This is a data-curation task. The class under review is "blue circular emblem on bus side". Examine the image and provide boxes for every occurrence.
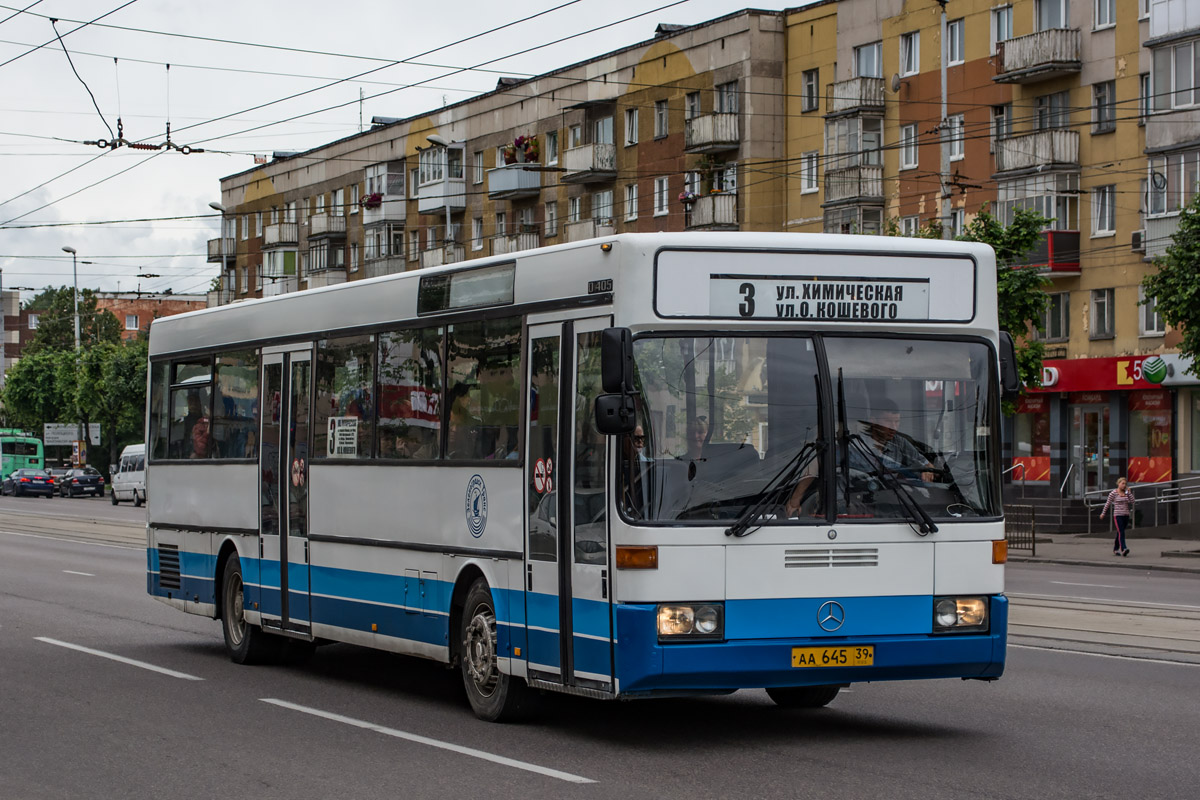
[465,474,488,538]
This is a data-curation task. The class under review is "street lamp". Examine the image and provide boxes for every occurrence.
[61,245,83,460]
[209,201,231,302]
[426,135,455,258]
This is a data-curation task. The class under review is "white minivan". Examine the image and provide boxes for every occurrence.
[111,444,146,506]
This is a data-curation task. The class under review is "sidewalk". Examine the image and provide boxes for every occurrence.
[1009,531,1200,574]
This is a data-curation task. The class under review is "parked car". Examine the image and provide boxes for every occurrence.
[111,444,146,506]
[3,468,55,498]
[47,466,71,492]
[60,466,106,498]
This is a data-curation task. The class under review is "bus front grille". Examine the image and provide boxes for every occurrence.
[158,544,181,589]
[784,548,878,568]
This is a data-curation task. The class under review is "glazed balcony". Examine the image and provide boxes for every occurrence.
[487,164,542,199]
[994,29,1081,84]
[262,222,298,247]
[825,77,885,116]
[995,130,1078,174]
[685,193,738,229]
[684,113,740,153]
[1012,230,1080,275]
[561,143,617,183]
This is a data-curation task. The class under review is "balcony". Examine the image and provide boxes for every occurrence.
[684,113,740,153]
[994,29,1081,84]
[417,178,466,216]
[308,213,346,239]
[362,197,406,226]
[490,231,542,256]
[262,277,298,297]
[821,165,883,205]
[363,256,408,278]
[1145,215,1181,260]
[420,245,466,268]
[561,143,617,183]
[487,164,542,199]
[825,77,885,117]
[1012,230,1080,275]
[564,219,615,242]
[685,193,738,229]
[207,237,234,263]
[263,222,298,247]
[995,130,1078,174]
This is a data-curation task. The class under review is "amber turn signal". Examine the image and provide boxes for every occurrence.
[992,539,1008,564]
[616,545,658,569]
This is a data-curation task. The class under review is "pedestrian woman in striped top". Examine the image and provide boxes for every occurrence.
[1099,476,1134,556]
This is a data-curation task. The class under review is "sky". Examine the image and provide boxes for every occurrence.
[0,0,798,302]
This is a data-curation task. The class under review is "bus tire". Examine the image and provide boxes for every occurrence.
[766,685,841,709]
[460,578,528,722]
[221,554,278,665]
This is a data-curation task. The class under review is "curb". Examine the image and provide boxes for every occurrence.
[1008,554,1200,575]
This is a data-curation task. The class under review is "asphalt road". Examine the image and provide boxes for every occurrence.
[2,527,1198,798]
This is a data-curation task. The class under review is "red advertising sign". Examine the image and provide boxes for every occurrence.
[1069,392,1107,405]
[1034,355,1172,393]
[1128,390,1170,411]
[1015,395,1048,414]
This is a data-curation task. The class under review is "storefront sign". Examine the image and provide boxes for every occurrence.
[1015,395,1048,414]
[1032,354,1199,393]
[1069,392,1107,405]
[1129,390,1170,411]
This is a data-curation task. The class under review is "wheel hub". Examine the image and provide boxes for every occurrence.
[225,574,246,647]
[463,609,498,696]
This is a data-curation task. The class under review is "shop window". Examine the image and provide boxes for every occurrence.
[1128,390,1172,483]
[1012,395,1051,482]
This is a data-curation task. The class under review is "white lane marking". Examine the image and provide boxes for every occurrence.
[35,637,203,681]
[261,698,595,784]
[1049,581,1122,589]
[1011,643,1200,667]
[62,570,95,577]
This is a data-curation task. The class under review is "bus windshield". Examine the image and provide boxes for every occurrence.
[622,335,999,526]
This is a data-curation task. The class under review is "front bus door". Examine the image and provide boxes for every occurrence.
[524,317,613,693]
[259,346,313,636]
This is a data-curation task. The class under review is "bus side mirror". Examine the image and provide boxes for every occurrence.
[999,331,1021,399]
[600,327,634,393]
[594,393,637,435]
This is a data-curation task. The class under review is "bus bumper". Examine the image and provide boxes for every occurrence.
[615,595,1007,695]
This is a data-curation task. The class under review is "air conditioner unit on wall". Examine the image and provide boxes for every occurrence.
[1132,230,1145,253]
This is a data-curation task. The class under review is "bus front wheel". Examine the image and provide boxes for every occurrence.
[460,578,528,722]
[766,685,841,709]
[221,554,277,665]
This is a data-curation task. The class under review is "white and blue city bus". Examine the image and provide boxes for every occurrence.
[146,232,1016,721]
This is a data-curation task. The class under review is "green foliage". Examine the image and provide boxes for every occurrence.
[0,349,72,432]
[883,217,943,239]
[1143,194,1200,376]
[23,286,122,355]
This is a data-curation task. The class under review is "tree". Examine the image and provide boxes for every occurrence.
[77,339,148,471]
[23,286,122,355]
[0,349,72,433]
[1142,194,1200,376]
[955,206,1052,392]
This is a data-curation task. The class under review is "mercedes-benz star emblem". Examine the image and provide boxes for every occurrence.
[817,601,846,632]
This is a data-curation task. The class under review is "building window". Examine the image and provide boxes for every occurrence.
[948,114,965,161]
[568,124,582,149]
[1037,0,1066,31]
[545,201,558,236]
[350,185,359,214]
[801,69,819,112]
[947,20,964,66]
[568,196,581,223]
[801,151,819,193]
[1147,150,1200,216]
[594,116,614,146]
[949,208,965,238]
[854,41,882,78]
[1139,73,1151,124]
[350,243,359,273]
[1140,287,1166,335]
[992,5,1013,54]
[1092,185,1115,235]
[1090,289,1115,339]
[900,32,919,76]
[333,188,345,215]
[27,313,39,329]
[654,177,669,216]
[900,215,920,237]
[685,91,700,120]
[991,104,1012,152]
[472,217,483,251]
[127,315,142,331]
[624,108,638,145]
[625,183,639,220]
[473,151,484,184]
[1093,81,1115,133]
[1140,0,1150,19]
[824,206,882,235]
[997,172,1079,229]
[592,190,614,225]
[715,81,738,114]
[546,130,559,165]
[1038,292,1070,341]
[1036,91,1070,130]
[409,168,419,199]
[238,268,248,294]
[408,230,419,261]
[900,124,918,170]
[495,211,506,237]
[654,100,669,138]
[825,115,883,168]
[1094,0,1115,28]
[1152,39,1200,111]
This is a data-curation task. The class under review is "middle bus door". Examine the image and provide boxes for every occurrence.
[259,346,313,636]
[524,318,613,692]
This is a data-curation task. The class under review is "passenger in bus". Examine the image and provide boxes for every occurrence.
[621,425,650,518]
[243,430,257,459]
[190,416,212,459]
[858,399,936,483]
[685,417,708,460]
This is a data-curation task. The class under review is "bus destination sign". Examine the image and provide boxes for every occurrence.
[709,275,930,321]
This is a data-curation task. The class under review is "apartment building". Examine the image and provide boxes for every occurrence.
[210,11,788,301]
[93,292,207,341]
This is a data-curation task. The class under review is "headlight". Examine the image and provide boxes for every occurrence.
[932,596,989,633]
[657,603,724,641]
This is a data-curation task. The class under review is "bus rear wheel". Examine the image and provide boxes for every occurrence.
[766,685,841,709]
[460,578,528,722]
[221,554,279,665]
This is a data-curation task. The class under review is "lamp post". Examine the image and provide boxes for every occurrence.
[426,135,454,260]
[61,245,83,461]
[209,201,230,302]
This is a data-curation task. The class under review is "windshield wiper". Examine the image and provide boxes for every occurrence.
[845,433,938,535]
[724,439,822,537]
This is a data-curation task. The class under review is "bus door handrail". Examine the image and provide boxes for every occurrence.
[1001,462,1026,499]
[1059,463,1074,528]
